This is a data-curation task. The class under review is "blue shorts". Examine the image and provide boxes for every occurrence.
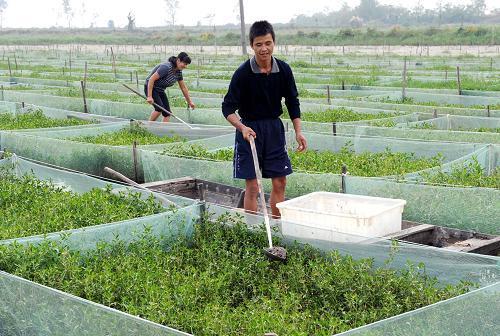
[144,85,171,117]
[233,118,293,179]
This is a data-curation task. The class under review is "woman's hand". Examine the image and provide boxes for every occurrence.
[146,96,154,105]
[188,100,196,109]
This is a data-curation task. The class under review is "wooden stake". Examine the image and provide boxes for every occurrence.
[332,122,337,136]
[456,66,462,95]
[135,71,139,89]
[110,47,117,79]
[13,54,18,70]
[7,57,12,77]
[402,57,407,100]
[84,61,88,86]
[327,85,331,104]
[1,85,4,101]
[487,105,490,117]
[80,80,88,113]
[341,165,347,193]
[133,141,139,182]
[69,49,72,77]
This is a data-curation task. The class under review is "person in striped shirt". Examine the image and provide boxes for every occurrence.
[145,52,196,122]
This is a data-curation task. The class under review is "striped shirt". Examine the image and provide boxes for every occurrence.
[145,61,183,90]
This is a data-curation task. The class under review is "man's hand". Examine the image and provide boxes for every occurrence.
[242,126,257,142]
[146,96,154,105]
[296,132,307,152]
[188,101,196,109]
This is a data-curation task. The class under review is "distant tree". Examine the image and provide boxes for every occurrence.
[89,12,99,28]
[127,11,135,31]
[107,19,115,29]
[0,0,7,29]
[356,0,379,22]
[62,0,74,28]
[164,0,179,26]
[466,0,486,22]
[411,0,425,25]
[349,16,363,28]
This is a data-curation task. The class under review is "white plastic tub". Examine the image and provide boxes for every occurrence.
[276,192,406,243]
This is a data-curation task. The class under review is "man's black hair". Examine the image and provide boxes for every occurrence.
[249,20,275,45]
[168,52,191,65]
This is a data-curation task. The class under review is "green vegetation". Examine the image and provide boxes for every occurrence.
[419,158,500,189]
[0,171,164,239]
[0,110,94,130]
[53,87,144,103]
[0,214,472,335]
[162,143,443,177]
[293,107,400,123]
[0,24,498,46]
[69,125,185,146]
[375,97,500,110]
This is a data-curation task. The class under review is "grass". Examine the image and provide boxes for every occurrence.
[292,107,400,123]
[68,125,185,146]
[0,213,473,335]
[418,157,499,189]
[162,143,444,177]
[0,110,95,130]
[0,171,164,240]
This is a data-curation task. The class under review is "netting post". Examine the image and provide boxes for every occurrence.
[487,145,493,176]
[487,105,490,117]
[1,85,4,101]
[327,85,331,104]
[7,57,12,77]
[197,58,200,88]
[69,49,72,78]
[80,80,88,113]
[135,71,139,89]
[130,71,133,82]
[402,56,407,101]
[84,61,88,86]
[133,141,139,182]
[445,69,448,81]
[341,164,347,193]
[341,80,345,90]
[332,122,337,136]
[456,66,462,95]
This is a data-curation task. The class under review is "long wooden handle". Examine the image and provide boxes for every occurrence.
[249,136,273,249]
[122,83,195,129]
[104,166,177,207]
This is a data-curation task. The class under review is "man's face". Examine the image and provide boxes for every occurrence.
[251,33,274,65]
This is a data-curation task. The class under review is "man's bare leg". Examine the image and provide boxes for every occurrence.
[244,178,259,214]
[270,176,286,218]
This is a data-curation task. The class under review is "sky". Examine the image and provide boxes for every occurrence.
[0,0,498,28]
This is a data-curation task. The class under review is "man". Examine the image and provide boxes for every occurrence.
[222,20,307,218]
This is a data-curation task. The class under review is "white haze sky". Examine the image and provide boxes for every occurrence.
[1,0,498,28]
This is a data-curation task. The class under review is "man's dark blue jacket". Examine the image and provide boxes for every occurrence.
[222,57,301,121]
